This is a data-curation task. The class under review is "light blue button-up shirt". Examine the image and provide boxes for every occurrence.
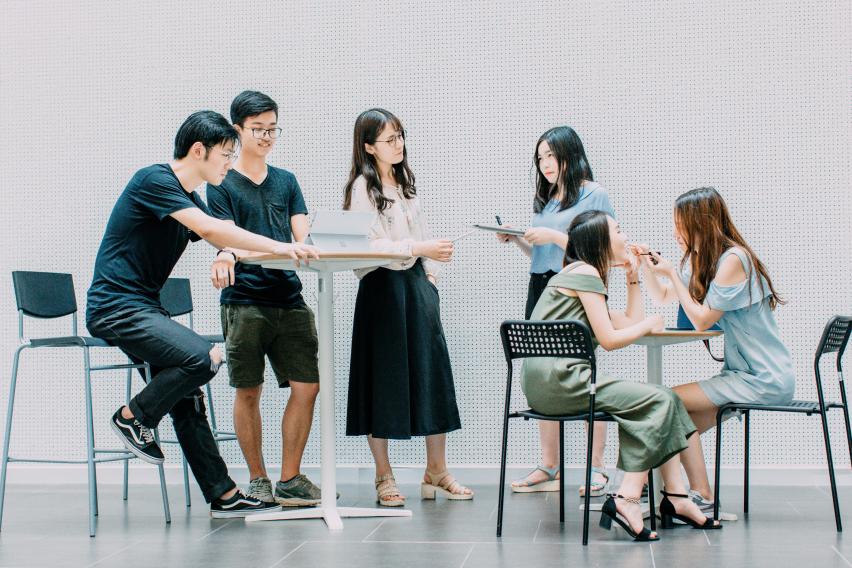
[529,182,616,274]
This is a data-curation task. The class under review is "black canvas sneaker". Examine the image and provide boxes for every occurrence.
[110,409,165,464]
[210,490,283,519]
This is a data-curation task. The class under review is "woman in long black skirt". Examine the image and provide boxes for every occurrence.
[343,108,473,506]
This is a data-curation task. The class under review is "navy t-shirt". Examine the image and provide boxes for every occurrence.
[207,166,308,308]
[86,164,208,322]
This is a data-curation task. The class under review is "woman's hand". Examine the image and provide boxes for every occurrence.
[624,257,640,282]
[523,227,565,246]
[416,239,454,262]
[495,224,518,244]
[646,314,665,332]
[647,251,675,278]
[628,243,657,268]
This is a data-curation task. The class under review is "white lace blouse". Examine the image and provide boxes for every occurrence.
[348,175,440,280]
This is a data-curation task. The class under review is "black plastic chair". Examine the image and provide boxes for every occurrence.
[158,278,237,507]
[713,315,852,531]
[496,320,655,545]
[0,271,171,536]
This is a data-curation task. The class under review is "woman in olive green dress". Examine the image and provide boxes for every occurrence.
[521,210,720,540]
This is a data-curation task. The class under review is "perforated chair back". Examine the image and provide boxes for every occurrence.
[159,278,193,317]
[11,271,77,319]
[815,316,852,368]
[500,320,596,366]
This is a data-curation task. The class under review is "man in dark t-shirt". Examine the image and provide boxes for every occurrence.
[207,91,322,506]
[86,110,318,519]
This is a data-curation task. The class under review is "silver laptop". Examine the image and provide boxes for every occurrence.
[307,210,375,252]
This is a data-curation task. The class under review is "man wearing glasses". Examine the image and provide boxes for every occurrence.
[207,91,324,508]
[87,110,319,518]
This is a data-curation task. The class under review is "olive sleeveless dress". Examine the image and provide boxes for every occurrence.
[521,270,696,472]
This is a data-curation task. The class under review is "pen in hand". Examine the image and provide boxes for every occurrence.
[637,251,661,265]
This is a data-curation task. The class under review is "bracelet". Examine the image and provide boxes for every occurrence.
[628,280,640,286]
[217,249,238,262]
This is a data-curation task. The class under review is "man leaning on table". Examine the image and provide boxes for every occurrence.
[86,110,318,519]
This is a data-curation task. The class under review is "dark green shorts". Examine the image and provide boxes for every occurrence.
[221,304,319,388]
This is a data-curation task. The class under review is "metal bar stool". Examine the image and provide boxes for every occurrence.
[0,271,171,536]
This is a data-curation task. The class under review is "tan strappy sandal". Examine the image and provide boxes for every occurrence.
[375,474,406,507]
[421,469,474,500]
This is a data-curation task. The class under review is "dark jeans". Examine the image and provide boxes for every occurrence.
[525,271,558,319]
[87,307,235,503]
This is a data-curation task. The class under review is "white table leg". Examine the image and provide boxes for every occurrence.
[246,270,411,529]
[646,345,664,510]
[317,270,341,529]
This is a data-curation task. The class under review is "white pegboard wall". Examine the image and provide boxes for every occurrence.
[0,0,850,477]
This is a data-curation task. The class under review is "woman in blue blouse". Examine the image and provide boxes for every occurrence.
[640,187,795,514]
[498,126,615,496]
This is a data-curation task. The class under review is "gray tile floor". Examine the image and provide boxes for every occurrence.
[1,481,851,568]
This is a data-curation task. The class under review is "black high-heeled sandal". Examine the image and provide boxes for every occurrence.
[599,494,659,541]
[659,490,723,530]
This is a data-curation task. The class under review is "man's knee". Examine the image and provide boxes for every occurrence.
[290,381,319,403]
[184,346,220,383]
[235,384,263,406]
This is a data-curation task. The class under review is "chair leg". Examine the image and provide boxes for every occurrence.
[743,410,750,515]
[713,408,724,521]
[647,470,656,531]
[839,380,852,468]
[122,369,131,501]
[0,346,25,531]
[582,412,595,546]
[496,410,511,537]
[83,348,97,537]
[151,429,172,524]
[818,408,843,531]
[182,454,191,508]
[558,421,565,523]
[205,382,219,439]
[144,365,170,524]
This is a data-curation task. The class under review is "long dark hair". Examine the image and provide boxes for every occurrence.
[343,108,416,212]
[562,210,612,288]
[533,126,593,214]
[675,187,783,309]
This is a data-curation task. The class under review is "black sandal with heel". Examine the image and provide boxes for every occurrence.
[599,494,659,541]
[659,490,723,530]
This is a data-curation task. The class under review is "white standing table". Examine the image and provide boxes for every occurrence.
[240,252,412,530]
[634,330,723,506]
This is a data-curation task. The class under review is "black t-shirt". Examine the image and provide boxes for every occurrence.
[207,166,308,308]
[86,164,208,322]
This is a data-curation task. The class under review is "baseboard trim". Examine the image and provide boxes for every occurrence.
[3,463,850,487]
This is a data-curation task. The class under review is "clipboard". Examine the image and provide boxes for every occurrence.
[473,224,526,236]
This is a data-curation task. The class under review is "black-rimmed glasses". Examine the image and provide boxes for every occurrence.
[249,127,283,139]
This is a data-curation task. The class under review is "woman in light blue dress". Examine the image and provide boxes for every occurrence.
[640,187,794,515]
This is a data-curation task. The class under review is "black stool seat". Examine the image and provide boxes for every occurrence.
[514,409,616,422]
[29,336,112,348]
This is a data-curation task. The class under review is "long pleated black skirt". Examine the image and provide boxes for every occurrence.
[346,260,461,439]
